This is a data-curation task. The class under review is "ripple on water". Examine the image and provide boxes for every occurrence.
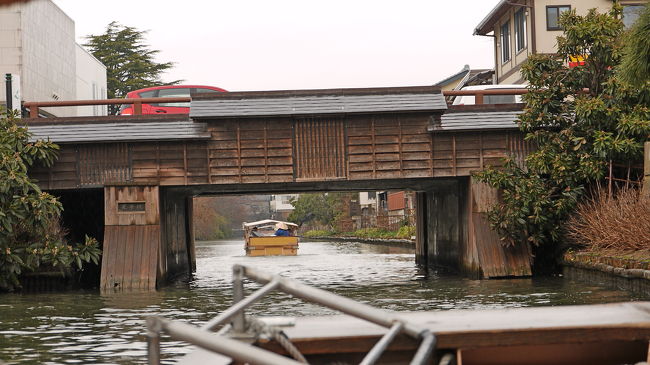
[1,239,648,364]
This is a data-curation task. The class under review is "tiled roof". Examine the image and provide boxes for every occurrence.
[190,87,447,118]
[27,120,210,143]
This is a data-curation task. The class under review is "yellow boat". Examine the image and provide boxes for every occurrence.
[242,219,299,256]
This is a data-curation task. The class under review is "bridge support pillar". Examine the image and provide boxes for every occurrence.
[464,177,532,278]
[424,180,466,273]
[422,178,532,278]
[159,189,195,283]
[100,185,161,290]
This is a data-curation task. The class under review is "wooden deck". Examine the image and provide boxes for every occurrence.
[179,301,650,365]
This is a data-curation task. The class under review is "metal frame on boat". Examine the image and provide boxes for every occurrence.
[147,264,436,365]
[243,220,299,256]
[146,265,650,365]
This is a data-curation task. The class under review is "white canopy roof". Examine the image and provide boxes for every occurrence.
[243,219,298,228]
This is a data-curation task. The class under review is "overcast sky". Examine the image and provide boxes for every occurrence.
[52,0,498,92]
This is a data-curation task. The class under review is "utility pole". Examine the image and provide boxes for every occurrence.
[5,74,12,111]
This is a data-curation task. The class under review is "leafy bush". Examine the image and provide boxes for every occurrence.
[476,6,650,252]
[303,230,335,238]
[396,225,416,239]
[566,186,650,253]
[0,109,101,291]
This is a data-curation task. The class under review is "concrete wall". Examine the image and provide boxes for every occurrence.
[75,43,107,116]
[0,6,22,102]
[18,0,76,116]
[0,0,107,116]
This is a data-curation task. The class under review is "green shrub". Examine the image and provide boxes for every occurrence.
[396,225,416,239]
[303,230,335,238]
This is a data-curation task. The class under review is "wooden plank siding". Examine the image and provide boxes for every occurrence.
[466,177,532,278]
[101,185,161,290]
[30,115,529,190]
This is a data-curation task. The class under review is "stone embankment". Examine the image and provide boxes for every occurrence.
[563,251,650,281]
[306,236,414,246]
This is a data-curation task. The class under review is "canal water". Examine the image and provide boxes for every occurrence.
[1,239,649,364]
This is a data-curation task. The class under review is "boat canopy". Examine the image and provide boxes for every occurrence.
[243,219,298,228]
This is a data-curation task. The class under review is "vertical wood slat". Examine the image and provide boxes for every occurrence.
[101,185,161,291]
[78,143,131,185]
[294,117,345,180]
[236,122,242,183]
[452,135,457,176]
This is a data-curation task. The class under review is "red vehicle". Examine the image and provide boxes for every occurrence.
[119,85,226,115]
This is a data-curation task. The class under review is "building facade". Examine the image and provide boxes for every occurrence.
[475,0,647,84]
[269,194,298,220]
[0,0,107,116]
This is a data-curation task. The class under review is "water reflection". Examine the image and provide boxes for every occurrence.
[0,239,648,364]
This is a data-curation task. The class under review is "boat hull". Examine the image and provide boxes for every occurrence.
[245,236,299,256]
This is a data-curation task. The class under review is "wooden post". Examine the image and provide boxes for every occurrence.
[643,142,650,198]
[415,192,427,266]
[467,177,532,278]
[100,185,161,291]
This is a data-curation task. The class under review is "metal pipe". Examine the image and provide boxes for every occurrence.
[359,321,404,365]
[146,317,162,365]
[237,265,428,338]
[155,317,304,365]
[232,265,246,332]
[409,331,437,365]
[201,279,280,331]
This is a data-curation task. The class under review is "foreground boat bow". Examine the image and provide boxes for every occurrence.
[148,265,650,365]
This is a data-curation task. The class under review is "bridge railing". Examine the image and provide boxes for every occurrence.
[442,88,528,105]
[22,97,191,118]
[20,89,531,118]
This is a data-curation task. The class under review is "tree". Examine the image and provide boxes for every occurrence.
[288,193,343,228]
[0,109,101,291]
[475,5,650,268]
[83,22,181,114]
[619,3,650,86]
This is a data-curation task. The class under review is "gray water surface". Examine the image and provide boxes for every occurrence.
[1,239,648,364]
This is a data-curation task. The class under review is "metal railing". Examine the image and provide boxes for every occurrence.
[23,97,191,118]
[146,264,437,365]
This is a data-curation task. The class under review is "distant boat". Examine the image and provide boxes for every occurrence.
[242,219,299,256]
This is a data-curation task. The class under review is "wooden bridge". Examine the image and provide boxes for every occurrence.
[24,86,533,290]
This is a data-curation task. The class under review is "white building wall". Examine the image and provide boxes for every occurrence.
[0,6,22,104]
[270,194,298,212]
[358,192,377,208]
[75,43,107,116]
[0,0,107,117]
[19,0,76,116]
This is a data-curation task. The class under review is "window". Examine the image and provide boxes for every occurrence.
[623,5,645,28]
[153,88,190,107]
[547,5,570,30]
[514,8,527,52]
[501,21,511,63]
[484,95,516,104]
